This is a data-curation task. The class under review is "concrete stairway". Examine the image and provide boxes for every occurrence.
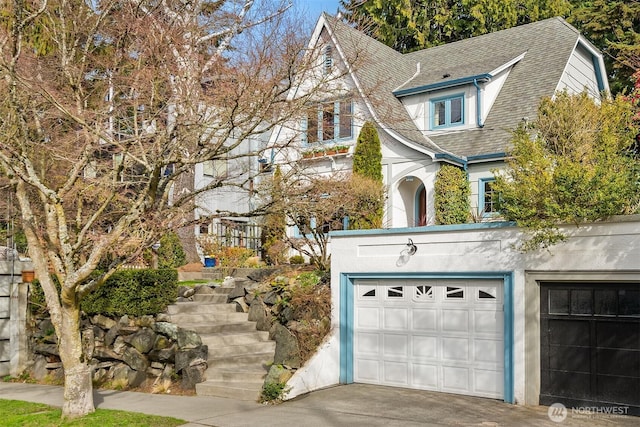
[164,284,275,401]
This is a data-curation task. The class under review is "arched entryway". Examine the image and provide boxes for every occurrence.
[396,176,426,227]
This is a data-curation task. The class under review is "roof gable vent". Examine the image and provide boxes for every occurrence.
[323,45,333,75]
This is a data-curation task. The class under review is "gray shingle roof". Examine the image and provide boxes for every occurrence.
[323,15,586,161]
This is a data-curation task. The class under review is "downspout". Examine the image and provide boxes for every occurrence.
[473,79,484,128]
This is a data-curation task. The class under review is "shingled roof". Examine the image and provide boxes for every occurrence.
[321,15,595,161]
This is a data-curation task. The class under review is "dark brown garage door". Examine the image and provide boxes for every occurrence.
[540,282,640,416]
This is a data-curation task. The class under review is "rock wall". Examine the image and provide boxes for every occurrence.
[227,274,331,394]
[28,313,208,391]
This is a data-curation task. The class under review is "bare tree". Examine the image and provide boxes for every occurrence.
[269,171,385,270]
[0,0,332,418]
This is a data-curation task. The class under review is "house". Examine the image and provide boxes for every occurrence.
[291,216,640,415]
[193,130,271,259]
[267,15,640,415]
[268,14,608,228]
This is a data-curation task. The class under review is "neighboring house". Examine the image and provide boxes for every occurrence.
[193,129,271,259]
[268,14,608,228]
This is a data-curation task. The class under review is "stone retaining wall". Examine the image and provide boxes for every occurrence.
[28,313,208,390]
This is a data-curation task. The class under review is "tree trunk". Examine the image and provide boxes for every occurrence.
[59,303,94,419]
[174,167,200,263]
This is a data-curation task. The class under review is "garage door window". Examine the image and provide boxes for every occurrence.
[359,285,376,298]
[414,285,434,301]
[595,289,617,315]
[619,289,640,316]
[446,286,464,299]
[478,286,498,300]
[387,286,404,298]
[550,287,640,317]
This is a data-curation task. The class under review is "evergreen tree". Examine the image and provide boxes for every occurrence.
[261,166,287,265]
[339,0,571,52]
[351,121,384,229]
[568,0,640,95]
[434,164,471,225]
[353,121,382,181]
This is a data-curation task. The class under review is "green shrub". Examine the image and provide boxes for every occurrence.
[157,232,187,268]
[143,232,186,268]
[297,271,320,288]
[28,277,60,316]
[289,255,305,265]
[260,381,289,402]
[81,269,178,316]
[351,121,384,229]
[434,164,471,224]
[217,247,255,267]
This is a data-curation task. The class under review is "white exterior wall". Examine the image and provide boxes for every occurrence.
[482,67,511,120]
[285,216,640,405]
[383,134,438,227]
[194,135,258,217]
[557,43,601,98]
[467,161,504,215]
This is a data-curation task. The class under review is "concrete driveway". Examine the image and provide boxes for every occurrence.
[255,384,638,427]
[1,381,636,426]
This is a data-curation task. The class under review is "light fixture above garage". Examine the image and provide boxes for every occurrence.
[406,238,417,256]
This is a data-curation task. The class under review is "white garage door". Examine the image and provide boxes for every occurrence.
[354,279,504,399]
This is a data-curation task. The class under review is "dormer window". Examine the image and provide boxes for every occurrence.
[322,45,333,75]
[431,94,464,129]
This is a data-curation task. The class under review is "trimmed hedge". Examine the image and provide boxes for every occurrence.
[81,269,178,316]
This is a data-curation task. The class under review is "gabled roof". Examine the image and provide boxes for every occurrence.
[321,14,446,156]
[319,15,605,161]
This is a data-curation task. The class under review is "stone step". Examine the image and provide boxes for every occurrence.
[166,312,248,324]
[192,294,229,303]
[167,302,236,314]
[208,341,276,358]
[195,380,263,401]
[176,322,259,334]
[200,331,269,347]
[212,286,236,295]
[204,366,268,383]
[207,352,274,368]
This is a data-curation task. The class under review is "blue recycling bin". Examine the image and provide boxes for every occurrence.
[204,257,216,267]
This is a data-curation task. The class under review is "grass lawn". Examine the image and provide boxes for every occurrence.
[0,399,185,427]
[177,279,216,287]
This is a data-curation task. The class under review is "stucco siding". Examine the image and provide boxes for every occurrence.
[284,216,640,405]
[467,161,504,215]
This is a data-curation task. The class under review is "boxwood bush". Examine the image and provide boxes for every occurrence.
[29,269,178,318]
[81,269,178,316]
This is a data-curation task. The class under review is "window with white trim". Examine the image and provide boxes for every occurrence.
[431,94,464,129]
[479,178,498,215]
[305,99,352,144]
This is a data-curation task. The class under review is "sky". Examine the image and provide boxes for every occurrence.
[294,0,342,23]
